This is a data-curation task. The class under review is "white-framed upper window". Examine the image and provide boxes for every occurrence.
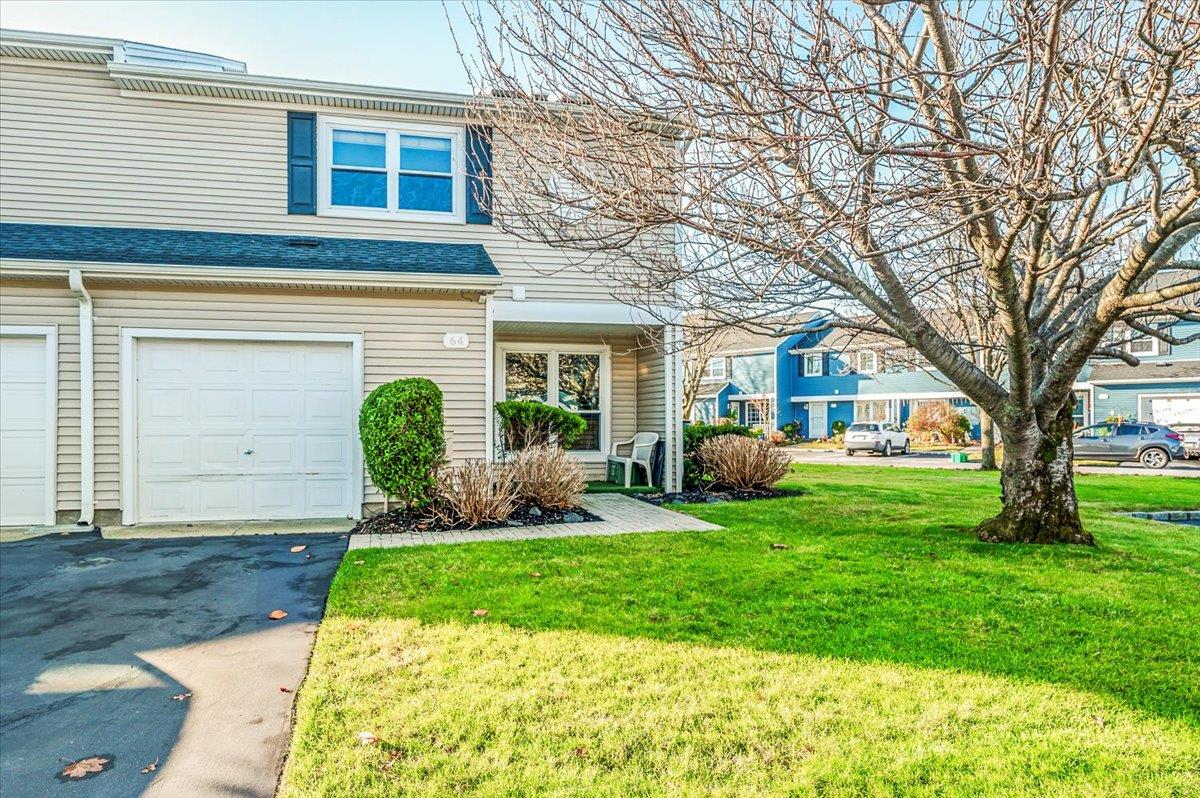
[856,350,878,374]
[318,116,466,222]
[1127,335,1159,356]
[498,344,610,456]
[702,356,726,380]
[803,352,823,377]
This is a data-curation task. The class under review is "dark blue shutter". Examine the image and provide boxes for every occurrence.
[287,112,317,215]
[465,125,493,224]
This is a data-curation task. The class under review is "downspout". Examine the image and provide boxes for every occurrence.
[68,269,95,525]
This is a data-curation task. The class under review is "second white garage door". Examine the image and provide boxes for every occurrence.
[134,338,358,523]
[1145,395,1200,428]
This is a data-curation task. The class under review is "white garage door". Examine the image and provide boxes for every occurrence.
[0,334,53,526]
[1146,395,1200,428]
[135,338,357,523]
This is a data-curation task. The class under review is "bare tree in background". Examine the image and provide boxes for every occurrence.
[456,0,1200,544]
[681,327,731,420]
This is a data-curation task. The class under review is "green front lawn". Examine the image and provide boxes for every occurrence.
[281,466,1200,797]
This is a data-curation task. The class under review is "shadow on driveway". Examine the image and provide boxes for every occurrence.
[0,529,347,797]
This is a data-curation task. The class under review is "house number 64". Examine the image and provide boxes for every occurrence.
[443,332,470,349]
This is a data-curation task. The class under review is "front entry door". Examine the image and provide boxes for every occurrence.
[808,401,828,439]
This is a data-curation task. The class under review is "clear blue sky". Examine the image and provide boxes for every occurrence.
[0,0,479,92]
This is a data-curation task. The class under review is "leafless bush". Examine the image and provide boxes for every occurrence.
[696,435,790,492]
[507,445,586,509]
[433,461,518,528]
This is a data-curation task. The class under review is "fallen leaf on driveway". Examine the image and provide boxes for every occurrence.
[356,731,379,746]
[171,692,192,701]
[267,609,288,621]
[141,758,158,774]
[62,757,109,779]
[771,543,790,550]
[290,545,307,553]
[279,686,293,693]
[471,608,489,617]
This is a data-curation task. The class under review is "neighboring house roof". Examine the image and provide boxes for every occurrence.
[790,326,896,353]
[1087,360,1200,384]
[689,312,821,354]
[694,381,734,399]
[0,223,501,278]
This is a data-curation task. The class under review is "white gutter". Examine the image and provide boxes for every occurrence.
[68,269,95,525]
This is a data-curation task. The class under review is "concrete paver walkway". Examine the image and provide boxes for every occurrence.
[349,493,721,549]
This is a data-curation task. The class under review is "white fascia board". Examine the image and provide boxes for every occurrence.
[790,390,966,403]
[1088,376,1200,385]
[728,393,772,401]
[0,259,501,292]
[491,299,680,326]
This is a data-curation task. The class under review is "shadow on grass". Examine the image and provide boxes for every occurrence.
[330,469,1200,728]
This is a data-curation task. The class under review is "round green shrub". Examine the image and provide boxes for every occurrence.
[495,400,587,450]
[359,377,445,508]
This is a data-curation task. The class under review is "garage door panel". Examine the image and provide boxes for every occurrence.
[305,390,353,424]
[1,335,51,526]
[1147,396,1200,427]
[134,338,356,523]
[251,388,301,425]
[0,386,48,426]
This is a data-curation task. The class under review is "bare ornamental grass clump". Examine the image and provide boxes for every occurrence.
[697,435,790,493]
[507,445,587,510]
[433,461,518,529]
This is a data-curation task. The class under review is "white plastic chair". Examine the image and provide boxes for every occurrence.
[607,432,659,488]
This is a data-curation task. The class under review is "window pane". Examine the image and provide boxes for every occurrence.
[332,129,386,168]
[569,412,602,451]
[558,354,600,411]
[331,169,386,208]
[505,352,548,402]
[399,135,452,173]
[398,175,453,212]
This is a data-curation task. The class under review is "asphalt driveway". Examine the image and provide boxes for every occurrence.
[0,530,347,797]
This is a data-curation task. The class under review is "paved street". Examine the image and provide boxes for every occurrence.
[0,530,346,797]
[786,447,1200,477]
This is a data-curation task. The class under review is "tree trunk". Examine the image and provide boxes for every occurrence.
[975,398,1093,545]
[978,409,998,471]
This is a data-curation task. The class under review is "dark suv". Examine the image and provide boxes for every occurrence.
[1073,422,1186,469]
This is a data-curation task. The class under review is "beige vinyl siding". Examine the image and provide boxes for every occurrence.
[0,58,639,304]
[0,279,81,513]
[83,283,486,512]
[637,332,667,440]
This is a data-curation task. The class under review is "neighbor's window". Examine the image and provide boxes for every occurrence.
[745,400,771,427]
[702,357,726,380]
[855,399,888,422]
[503,349,604,452]
[803,353,823,377]
[1127,335,1158,356]
[856,350,878,373]
[321,117,464,220]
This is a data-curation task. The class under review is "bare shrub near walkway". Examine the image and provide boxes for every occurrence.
[697,436,790,492]
[434,461,518,528]
[508,445,586,509]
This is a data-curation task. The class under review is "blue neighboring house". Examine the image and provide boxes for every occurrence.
[690,317,1200,437]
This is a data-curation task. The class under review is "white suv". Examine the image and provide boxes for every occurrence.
[845,422,910,457]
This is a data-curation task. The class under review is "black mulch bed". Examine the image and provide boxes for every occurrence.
[637,486,808,506]
[350,502,603,535]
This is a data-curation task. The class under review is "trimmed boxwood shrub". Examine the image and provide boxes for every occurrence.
[495,400,587,451]
[682,421,756,489]
[360,377,445,509]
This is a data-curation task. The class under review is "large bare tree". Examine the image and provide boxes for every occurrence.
[456,0,1200,544]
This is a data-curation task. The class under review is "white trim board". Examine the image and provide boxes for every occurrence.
[790,390,965,403]
[0,325,58,526]
[118,327,365,526]
[492,299,680,326]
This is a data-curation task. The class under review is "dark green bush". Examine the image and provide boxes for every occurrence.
[359,377,445,509]
[682,421,756,489]
[495,400,587,451]
[781,421,804,441]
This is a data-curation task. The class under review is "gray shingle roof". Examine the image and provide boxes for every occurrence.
[0,223,500,278]
[1087,360,1200,383]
